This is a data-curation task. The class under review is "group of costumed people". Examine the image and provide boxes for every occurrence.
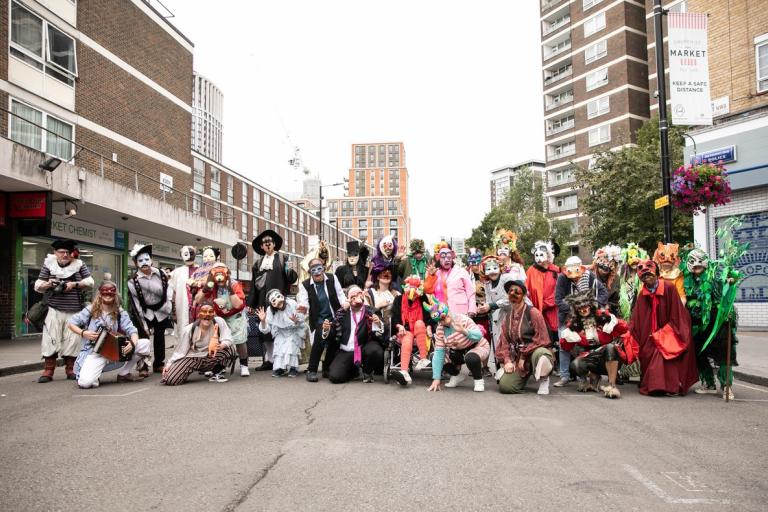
[32,223,745,400]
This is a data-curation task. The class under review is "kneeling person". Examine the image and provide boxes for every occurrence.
[496,280,555,395]
[69,281,150,388]
[162,302,237,385]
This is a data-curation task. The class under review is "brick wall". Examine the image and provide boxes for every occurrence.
[77,0,193,104]
[76,45,191,166]
[706,187,768,328]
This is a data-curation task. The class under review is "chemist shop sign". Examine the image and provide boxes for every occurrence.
[51,215,116,247]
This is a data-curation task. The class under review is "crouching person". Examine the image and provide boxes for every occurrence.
[496,280,555,395]
[69,281,150,388]
[162,301,237,385]
[560,289,629,398]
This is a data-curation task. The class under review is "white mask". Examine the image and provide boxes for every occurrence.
[348,255,359,265]
[137,253,152,268]
[534,249,548,265]
[268,290,285,308]
[202,249,217,264]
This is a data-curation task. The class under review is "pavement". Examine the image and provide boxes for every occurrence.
[3,330,766,385]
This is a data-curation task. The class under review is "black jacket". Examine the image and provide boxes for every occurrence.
[302,274,342,329]
[246,252,297,309]
[331,306,383,349]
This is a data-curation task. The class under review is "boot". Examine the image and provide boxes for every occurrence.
[38,356,57,383]
[64,357,77,380]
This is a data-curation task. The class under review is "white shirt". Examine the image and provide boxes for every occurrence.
[260,253,276,271]
[340,308,383,352]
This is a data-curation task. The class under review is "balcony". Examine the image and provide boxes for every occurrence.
[550,198,579,213]
[548,145,576,161]
[545,41,571,61]
[546,119,575,136]
[541,0,566,12]
[543,15,571,36]
[543,66,572,86]
[548,171,576,188]
[545,93,574,111]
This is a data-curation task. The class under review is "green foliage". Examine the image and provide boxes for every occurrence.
[467,167,572,266]
[572,116,693,249]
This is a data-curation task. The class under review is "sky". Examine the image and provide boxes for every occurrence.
[161,0,545,247]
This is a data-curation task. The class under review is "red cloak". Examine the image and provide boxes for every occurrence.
[628,279,697,395]
[526,264,560,332]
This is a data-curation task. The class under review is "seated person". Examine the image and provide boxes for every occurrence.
[69,281,150,388]
[560,289,629,398]
[426,295,490,392]
[496,280,554,395]
[389,275,434,386]
[326,286,385,384]
[162,301,237,385]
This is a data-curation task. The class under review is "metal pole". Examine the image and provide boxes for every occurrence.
[654,0,673,243]
[725,318,732,403]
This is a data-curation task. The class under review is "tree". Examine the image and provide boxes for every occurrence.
[467,167,572,266]
[572,117,693,250]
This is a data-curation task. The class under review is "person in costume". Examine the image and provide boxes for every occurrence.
[389,275,434,385]
[256,289,307,378]
[683,246,740,400]
[195,263,249,377]
[653,242,686,305]
[426,295,490,392]
[627,260,697,396]
[618,243,648,320]
[592,244,622,315]
[424,242,476,317]
[300,239,333,283]
[493,228,526,279]
[162,301,237,385]
[170,246,198,340]
[34,239,94,382]
[127,243,173,374]
[496,280,555,395]
[298,257,347,382]
[367,235,400,290]
[526,240,561,344]
[477,255,514,373]
[365,263,399,340]
[246,230,298,371]
[335,240,369,290]
[553,256,608,387]
[325,286,385,383]
[559,289,630,398]
[466,248,483,284]
[398,239,429,281]
[69,281,150,388]
[188,246,221,321]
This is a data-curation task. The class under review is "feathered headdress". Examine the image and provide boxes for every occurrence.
[493,228,517,254]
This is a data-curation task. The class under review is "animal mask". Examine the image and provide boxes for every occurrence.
[653,242,680,269]
[422,294,449,322]
[467,248,483,266]
[403,275,424,301]
[637,259,658,278]
[686,248,709,273]
[480,256,501,280]
[621,243,648,267]
[532,240,554,265]
[206,266,230,290]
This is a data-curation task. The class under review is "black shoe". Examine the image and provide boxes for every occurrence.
[321,370,329,379]
[306,372,319,382]
[37,375,52,383]
[390,371,406,386]
[254,361,273,371]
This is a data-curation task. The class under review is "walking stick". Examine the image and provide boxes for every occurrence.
[725,318,732,403]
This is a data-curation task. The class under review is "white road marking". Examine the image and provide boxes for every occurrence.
[732,399,768,402]
[73,388,148,398]
[623,464,730,505]
[734,382,768,393]
[662,472,706,492]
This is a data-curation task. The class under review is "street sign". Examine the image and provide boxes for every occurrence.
[655,195,670,210]
[690,145,736,165]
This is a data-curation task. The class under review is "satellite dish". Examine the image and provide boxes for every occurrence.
[231,243,247,260]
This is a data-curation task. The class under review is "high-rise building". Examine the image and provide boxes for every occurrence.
[192,72,223,162]
[327,142,411,248]
[539,0,651,258]
[490,160,546,208]
[647,0,767,328]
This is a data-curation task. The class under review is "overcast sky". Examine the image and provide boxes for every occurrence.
[162,0,545,247]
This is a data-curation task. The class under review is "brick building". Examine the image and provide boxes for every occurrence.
[0,0,350,338]
[327,142,412,249]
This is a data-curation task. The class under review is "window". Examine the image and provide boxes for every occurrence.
[584,40,607,64]
[210,167,221,199]
[588,125,611,146]
[359,219,368,229]
[193,158,205,193]
[242,185,248,210]
[241,213,248,240]
[341,219,352,230]
[757,34,768,93]
[587,96,610,118]
[274,201,280,225]
[252,190,261,216]
[227,207,235,229]
[10,99,73,160]
[547,114,574,134]
[388,199,399,215]
[584,12,606,37]
[226,176,234,204]
[192,194,201,215]
[359,229,368,240]
[357,200,368,215]
[389,219,398,228]
[549,141,575,159]
[585,68,608,91]
[373,218,383,228]
[545,89,574,110]
[583,0,603,10]
[10,2,78,86]
[263,197,271,220]
[669,1,687,13]
[544,64,572,85]
[547,38,571,59]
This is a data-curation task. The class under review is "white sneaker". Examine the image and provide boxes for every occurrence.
[537,376,550,395]
[414,358,431,371]
[209,371,228,383]
[473,379,485,392]
[445,374,466,388]
[694,383,717,394]
[402,371,412,385]
[240,365,250,377]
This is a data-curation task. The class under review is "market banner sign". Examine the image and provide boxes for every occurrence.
[668,12,712,126]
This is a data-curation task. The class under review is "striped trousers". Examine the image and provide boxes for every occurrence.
[163,345,236,386]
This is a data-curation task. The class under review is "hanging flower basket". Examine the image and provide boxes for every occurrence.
[670,162,732,215]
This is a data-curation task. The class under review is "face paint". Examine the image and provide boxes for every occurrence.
[136,253,152,268]
[202,249,217,264]
[347,255,359,266]
[438,249,453,270]
[507,285,524,304]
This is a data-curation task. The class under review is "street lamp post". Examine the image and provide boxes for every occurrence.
[653,0,673,243]
[318,180,348,244]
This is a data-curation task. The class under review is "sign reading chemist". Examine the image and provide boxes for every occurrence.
[51,214,116,247]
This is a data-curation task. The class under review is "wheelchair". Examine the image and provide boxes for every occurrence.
[382,319,434,384]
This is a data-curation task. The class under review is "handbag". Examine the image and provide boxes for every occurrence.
[25,292,52,331]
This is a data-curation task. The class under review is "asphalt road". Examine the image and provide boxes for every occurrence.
[1,369,767,512]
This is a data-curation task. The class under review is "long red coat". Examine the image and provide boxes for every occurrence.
[526,264,560,332]
[629,279,697,395]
